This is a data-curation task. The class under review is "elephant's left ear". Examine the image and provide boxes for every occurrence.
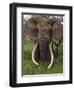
[51,21,63,44]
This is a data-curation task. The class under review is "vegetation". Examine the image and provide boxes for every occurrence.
[22,37,63,75]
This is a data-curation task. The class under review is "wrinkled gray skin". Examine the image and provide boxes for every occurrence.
[23,16,63,62]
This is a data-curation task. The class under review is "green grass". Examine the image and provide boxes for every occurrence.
[22,37,63,75]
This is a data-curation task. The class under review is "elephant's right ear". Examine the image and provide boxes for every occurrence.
[23,17,38,40]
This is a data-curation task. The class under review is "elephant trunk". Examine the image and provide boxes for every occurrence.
[38,39,50,62]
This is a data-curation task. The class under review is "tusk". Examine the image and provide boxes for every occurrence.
[48,42,54,69]
[32,43,39,65]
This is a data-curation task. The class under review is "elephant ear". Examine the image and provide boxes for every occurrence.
[23,16,38,40]
[49,18,63,44]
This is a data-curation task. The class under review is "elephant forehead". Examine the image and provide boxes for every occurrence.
[37,17,49,23]
[37,22,48,26]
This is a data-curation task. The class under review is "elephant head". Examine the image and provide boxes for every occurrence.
[23,16,63,69]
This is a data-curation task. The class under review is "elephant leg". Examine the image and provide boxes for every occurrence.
[48,42,54,69]
[52,42,59,57]
[54,44,59,57]
[32,43,39,65]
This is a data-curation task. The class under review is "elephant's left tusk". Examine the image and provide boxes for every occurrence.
[48,42,54,69]
[32,43,39,65]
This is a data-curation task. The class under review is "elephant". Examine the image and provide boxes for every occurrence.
[23,16,63,69]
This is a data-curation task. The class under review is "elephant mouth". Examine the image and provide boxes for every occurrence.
[32,41,54,69]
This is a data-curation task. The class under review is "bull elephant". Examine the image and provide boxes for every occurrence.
[23,16,63,69]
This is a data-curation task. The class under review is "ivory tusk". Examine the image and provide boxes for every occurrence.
[48,42,54,69]
[32,43,39,65]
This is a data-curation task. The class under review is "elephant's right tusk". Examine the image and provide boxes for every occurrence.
[32,43,39,65]
[48,42,54,69]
